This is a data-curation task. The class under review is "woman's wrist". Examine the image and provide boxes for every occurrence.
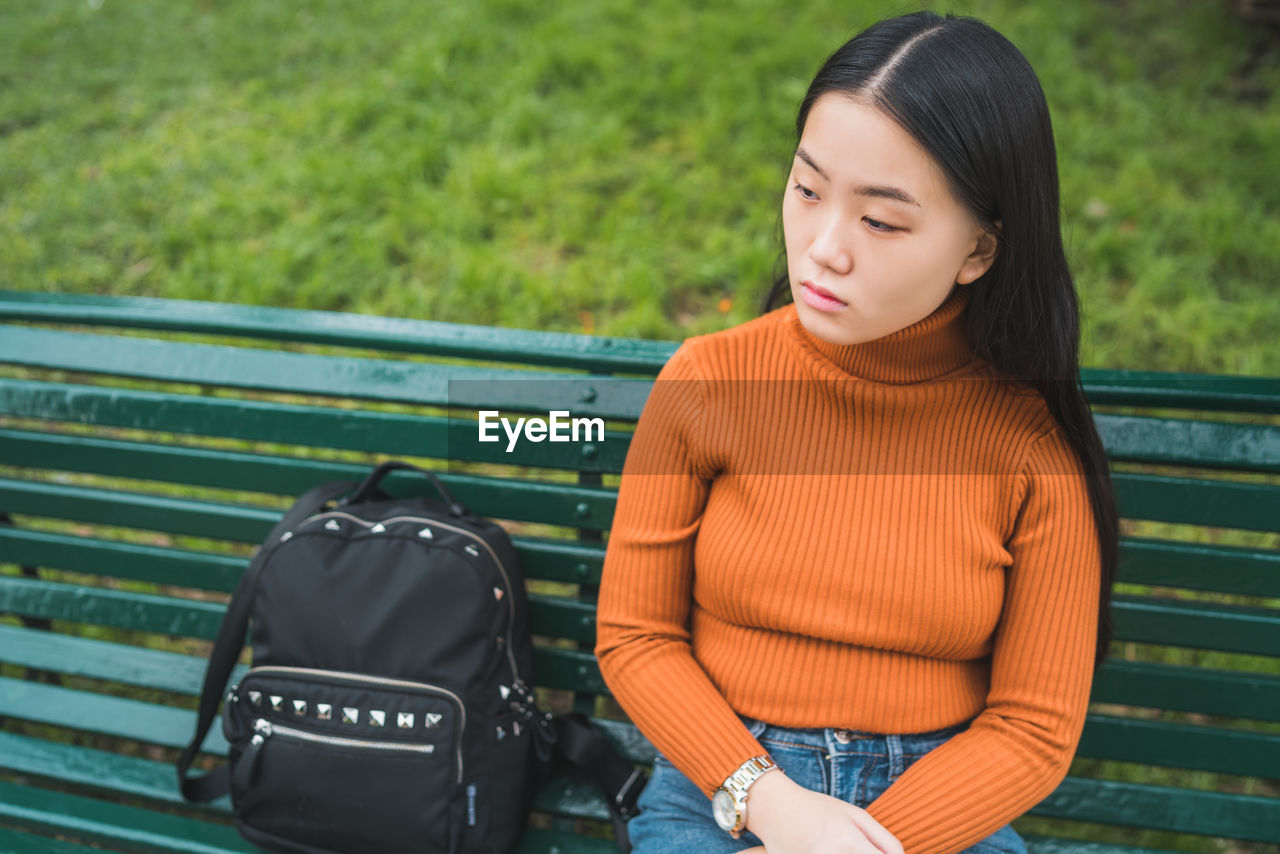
[743,765,797,838]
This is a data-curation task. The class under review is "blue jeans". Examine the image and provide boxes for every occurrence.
[627,712,1029,854]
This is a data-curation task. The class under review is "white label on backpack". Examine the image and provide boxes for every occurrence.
[466,784,477,826]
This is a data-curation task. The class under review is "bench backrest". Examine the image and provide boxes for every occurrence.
[1,290,1277,848]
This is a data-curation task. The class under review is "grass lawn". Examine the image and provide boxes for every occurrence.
[1,0,1277,373]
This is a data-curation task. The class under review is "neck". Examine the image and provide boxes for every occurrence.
[783,285,976,383]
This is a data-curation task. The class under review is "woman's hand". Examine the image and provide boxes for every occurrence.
[742,769,903,854]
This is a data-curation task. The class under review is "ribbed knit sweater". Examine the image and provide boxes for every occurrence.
[594,284,1102,854]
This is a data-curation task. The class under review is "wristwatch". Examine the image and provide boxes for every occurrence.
[711,754,781,838]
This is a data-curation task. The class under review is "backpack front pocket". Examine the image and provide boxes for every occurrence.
[225,666,465,854]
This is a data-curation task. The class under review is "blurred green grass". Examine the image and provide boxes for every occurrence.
[1,0,1277,372]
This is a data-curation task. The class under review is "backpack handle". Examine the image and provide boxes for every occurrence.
[347,460,469,517]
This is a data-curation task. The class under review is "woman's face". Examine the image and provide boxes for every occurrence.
[782,92,999,346]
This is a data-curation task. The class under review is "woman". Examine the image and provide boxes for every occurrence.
[595,9,1118,854]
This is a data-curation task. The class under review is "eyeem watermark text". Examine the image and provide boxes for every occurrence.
[477,410,605,452]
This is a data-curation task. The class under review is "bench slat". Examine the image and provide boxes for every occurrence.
[1089,659,1280,722]
[0,526,244,592]
[0,825,125,854]
[0,676,228,755]
[0,289,675,374]
[0,433,618,511]
[1120,536,1280,598]
[5,524,1276,613]
[0,525,607,594]
[7,288,1280,413]
[0,325,654,417]
[7,377,1280,484]
[1077,713,1280,778]
[0,622,607,698]
[1111,592,1280,656]
[0,624,232,695]
[7,377,1279,475]
[3,572,1278,658]
[1030,774,1280,843]
[0,728,631,843]
[0,379,631,473]
[0,778,254,853]
[0,575,601,649]
[1077,367,1280,414]
[0,729,232,813]
[1113,473,1280,533]
[0,470,619,536]
[1096,413,1280,472]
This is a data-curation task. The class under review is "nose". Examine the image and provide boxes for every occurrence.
[807,213,852,276]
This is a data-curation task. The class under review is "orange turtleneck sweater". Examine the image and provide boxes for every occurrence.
[594,285,1102,854]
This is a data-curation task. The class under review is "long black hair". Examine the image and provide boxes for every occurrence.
[761,10,1117,673]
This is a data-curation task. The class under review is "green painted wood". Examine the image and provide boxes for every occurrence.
[0,326,653,417]
[0,730,231,814]
[0,624,237,695]
[0,675,229,755]
[0,477,279,543]
[2,572,1277,657]
[0,621,603,699]
[9,379,1280,478]
[1093,413,1280,472]
[0,471,618,537]
[533,647,608,695]
[1027,774,1280,843]
[0,825,127,854]
[1075,713,1280,778]
[0,779,254,853]
[7,291,1280,414]
[1077,367,1280,414]
[0,574,593,645]
[0,525,605,594]
[0,575,228,640]
[0,289,677,374]
[0,526,245,593]
[9,508,1277,605]
[1118,536,1280,598]
[0,430,627,518]
[1110,593,1280,655]
[1112,473,1280,533]
[1090,659,1280,723]
[0,380,632,473]
[1019,836,1184,854]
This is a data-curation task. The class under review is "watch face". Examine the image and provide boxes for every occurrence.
[712,788,738,831]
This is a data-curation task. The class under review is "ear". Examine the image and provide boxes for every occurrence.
[956,219,1002,285]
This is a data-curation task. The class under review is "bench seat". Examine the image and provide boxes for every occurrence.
[1,289,1277,853]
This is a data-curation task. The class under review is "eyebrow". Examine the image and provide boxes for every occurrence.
[795,147,922,208]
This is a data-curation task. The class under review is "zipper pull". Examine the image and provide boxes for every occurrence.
[233,719,272,795]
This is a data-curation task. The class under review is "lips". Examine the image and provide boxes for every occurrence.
[802,281,846,304]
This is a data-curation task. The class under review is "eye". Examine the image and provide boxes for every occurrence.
[864,217,899,233]
[792,182,819,201]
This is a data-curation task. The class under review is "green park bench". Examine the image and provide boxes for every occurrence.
[0,289,1276,853]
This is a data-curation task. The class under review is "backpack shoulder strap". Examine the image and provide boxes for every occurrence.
[551,713,648,853]
[176,479,359,802]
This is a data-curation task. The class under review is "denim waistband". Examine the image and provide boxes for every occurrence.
[735,712,974,780]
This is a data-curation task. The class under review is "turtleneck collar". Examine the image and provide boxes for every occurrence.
[781,285,977,384]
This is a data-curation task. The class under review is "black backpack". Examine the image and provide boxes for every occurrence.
[177,461,644,854]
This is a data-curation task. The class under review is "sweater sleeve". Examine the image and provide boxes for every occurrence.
[863,425,1103,854]
[594,339,770,800]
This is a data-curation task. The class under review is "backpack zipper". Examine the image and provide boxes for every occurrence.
[244,665,465,783]
[252,718,436,754]
[294,510,523,691]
